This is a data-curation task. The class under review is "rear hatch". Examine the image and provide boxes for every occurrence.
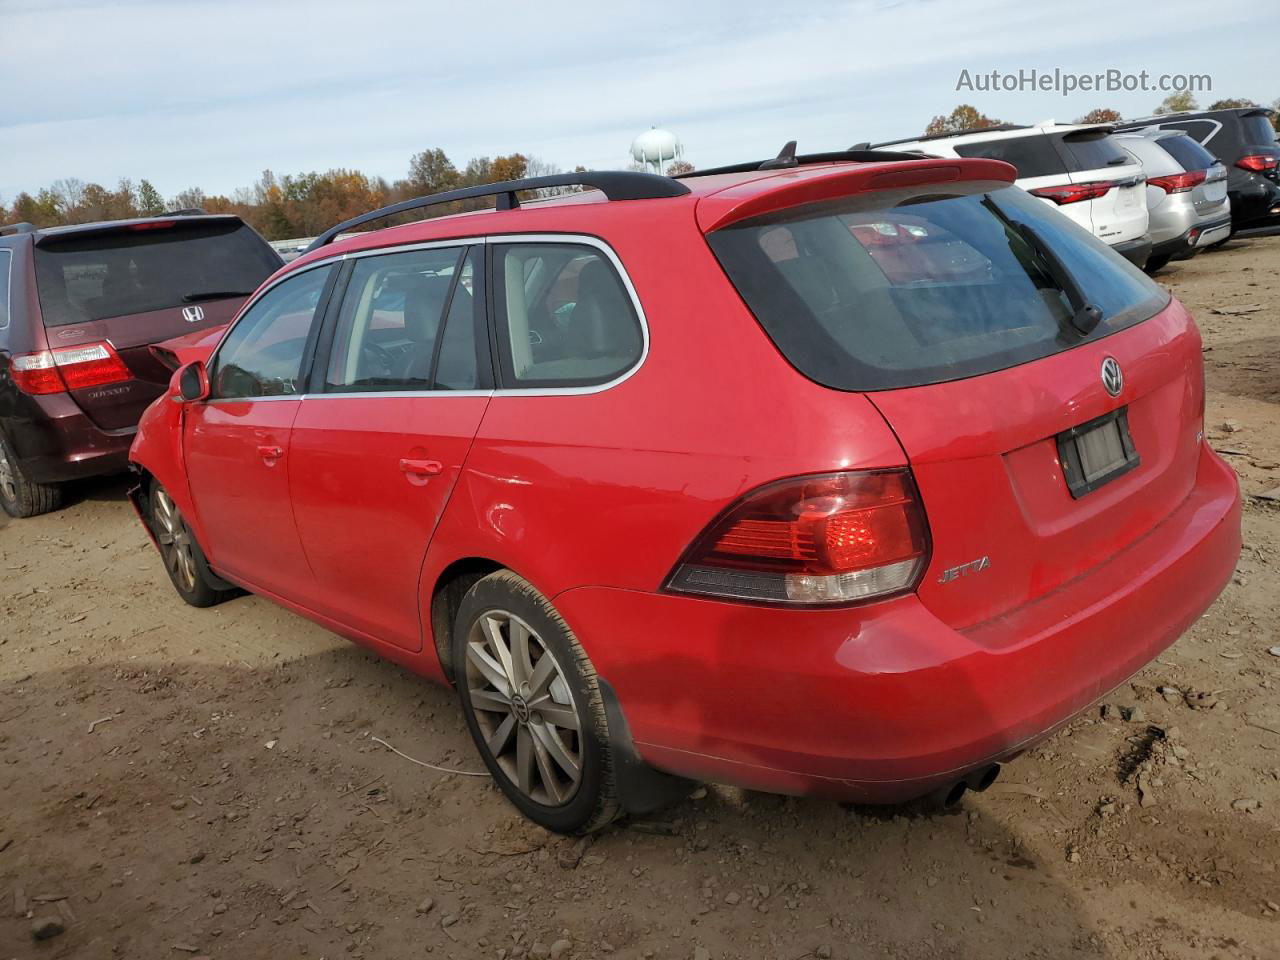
[1056,129,1148,244]
[1156,134,1230,214]
[705,164,1200,630]
[33,216,281,429]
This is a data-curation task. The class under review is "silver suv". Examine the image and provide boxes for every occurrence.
[1113,129,1232,272]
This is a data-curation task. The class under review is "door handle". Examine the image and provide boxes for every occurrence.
[399,458,443,478]
[257,444,284,460]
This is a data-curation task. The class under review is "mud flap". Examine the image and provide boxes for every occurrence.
[596,677,696,816]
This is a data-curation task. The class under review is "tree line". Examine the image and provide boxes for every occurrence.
[0,149,694,241]
[924,93,1280,136]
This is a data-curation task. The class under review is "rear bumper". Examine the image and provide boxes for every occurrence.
[1111,234,1152,268]
[556,444,1240,803]
[1150,216,1233,260]
[3,392,134,485]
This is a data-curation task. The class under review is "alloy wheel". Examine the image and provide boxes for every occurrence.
[464,610,584,806]
[152,488,197,593]
[0,444,16,506]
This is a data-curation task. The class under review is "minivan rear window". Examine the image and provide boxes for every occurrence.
[1157,134,1218,172]
[953,136,1066,178]
[34,220,281,327]
[708,183,1169,391]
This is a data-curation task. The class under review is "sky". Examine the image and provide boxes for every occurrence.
[0,0,1273,204]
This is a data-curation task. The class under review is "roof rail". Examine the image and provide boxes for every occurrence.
[675,145,928,179]
[0,222,37,237]
[869,123,1029,148]
[165,207,207,216]
[304,171,691,253]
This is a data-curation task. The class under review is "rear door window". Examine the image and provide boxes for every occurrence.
[953,136,1067,178]
[1156,134,1218,172]
[324,246,469,392]
[33,220,281,326]
[210,265,333,399]
[707,184,1169,391]
[0,249,11,329]
[492,242,643,388]
[1056,132,1132,172]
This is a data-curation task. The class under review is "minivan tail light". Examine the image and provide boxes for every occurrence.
[1236,154,1278,173]
[9,341,131,395]
[665,470,930,605]
[1147,170,1207,194]
[1029,181,1114,205]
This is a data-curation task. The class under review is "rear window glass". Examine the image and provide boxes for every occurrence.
[1057,132,1131,171]
[1240,113,1278,146]
[34,220,281,327]
[0,249,11,329]
[1157,134,1218,172]
[708,184,1169,392]
[953,136,1065,178]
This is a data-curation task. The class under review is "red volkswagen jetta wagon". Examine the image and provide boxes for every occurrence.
[128,151,1241,833]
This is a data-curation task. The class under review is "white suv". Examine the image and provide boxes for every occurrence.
[875,122,1152,268]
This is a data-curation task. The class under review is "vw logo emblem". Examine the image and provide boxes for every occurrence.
[181,305,205,323]
[1101,357,1123,397]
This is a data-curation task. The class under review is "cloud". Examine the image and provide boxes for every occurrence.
[0,0,1270,201]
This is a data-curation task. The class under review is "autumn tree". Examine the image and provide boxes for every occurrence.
[1153,91,1198,115]
[407,148,459,194]
[666,160,695,176]
[924,104,1001,136]
[1077,108,1121,124]
[137,179,165,216]
[1208,98,1256,110]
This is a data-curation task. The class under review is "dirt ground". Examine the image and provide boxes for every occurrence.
[2,235,1279,960]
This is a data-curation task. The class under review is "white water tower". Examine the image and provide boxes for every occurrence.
[631,127,683,173]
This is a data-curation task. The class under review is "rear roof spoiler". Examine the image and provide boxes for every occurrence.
[694,157,1016,233]
[33,214,243,246]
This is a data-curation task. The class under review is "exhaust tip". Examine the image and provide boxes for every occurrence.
[937,780,968,810]
[968,763,1001,793]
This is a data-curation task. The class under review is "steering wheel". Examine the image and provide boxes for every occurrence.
[360,340,395,378]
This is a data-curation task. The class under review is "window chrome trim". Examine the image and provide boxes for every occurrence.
[201,232,650,403]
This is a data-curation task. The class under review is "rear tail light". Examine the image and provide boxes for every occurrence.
[1029,181,1115,205]
[9,341,131,395]
[1236,154,1278,173]
[665,470,930,605]
[1148,170,1207,194]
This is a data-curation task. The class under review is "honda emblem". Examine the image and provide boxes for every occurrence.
[181,305,205,323]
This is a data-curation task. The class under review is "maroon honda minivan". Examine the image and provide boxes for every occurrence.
[0,213,282,516]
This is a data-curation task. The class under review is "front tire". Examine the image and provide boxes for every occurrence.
[453,571,621,835]
[0,435,64,518]
[149,483,237,608]
[1143,254,1171,274]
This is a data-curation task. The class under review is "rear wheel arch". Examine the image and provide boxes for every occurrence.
[429,557,505,683]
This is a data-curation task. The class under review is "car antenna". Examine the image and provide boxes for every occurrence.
[758,140,799,170]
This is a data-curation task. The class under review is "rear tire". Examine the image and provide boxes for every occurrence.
[453,570,621,835]
[0,435,64,518]
[149,482,237,608]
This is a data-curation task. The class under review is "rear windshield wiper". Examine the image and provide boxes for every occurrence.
[182,290,253,303]
[1014,222,1104,335]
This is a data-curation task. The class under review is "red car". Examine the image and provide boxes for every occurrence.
[127,153,1241,834]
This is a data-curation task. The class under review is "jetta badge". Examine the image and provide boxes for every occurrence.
[1101,357,1123,397]
[182,305,204,323]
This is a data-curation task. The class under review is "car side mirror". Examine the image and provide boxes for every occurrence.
[173,361,210,404]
